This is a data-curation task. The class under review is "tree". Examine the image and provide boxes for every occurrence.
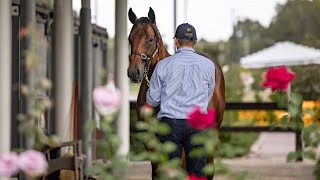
[230,19,270,58]
[268,0,320,48]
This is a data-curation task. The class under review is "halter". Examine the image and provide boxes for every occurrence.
[128,24,160,86]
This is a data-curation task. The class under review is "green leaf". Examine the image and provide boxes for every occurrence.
[287,151,302,162]
[278,114,289,127]
[205,140,217,155]
[289,117,304,130]
[277,92,288,108]
[135,132,154,143]
[191,134,207,144]
[149,152,161,162]
[302,127,313,147]
[110,136,121,148]
[203,163,215,175]
[270,93,280,102]
[147,139,160,149]
[313,161,320,180]
[214,160,229,175]
[288,104,299,118]
[18,122,34,137]
[291,93,303,106]
[207,129,219,138]
[135,122,149,130]
[132,152,149,161]
[162,142,177,153]
[189,147,205,158]
[303,150,317,160]
[156,123,171,135]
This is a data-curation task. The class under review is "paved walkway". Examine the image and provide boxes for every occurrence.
[215,132,316,180]
[127,132,318,180]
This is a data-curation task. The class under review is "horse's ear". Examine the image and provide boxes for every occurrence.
[148,7,156,24]
[128,8,137,24]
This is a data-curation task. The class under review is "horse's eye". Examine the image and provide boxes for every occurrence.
[149,38,154,43]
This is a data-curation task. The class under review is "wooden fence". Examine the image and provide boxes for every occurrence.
[129,101,303,161]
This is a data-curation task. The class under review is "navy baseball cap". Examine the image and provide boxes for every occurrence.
[174,23,197,41]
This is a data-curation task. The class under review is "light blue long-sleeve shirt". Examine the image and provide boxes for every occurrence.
[146,47,215,119]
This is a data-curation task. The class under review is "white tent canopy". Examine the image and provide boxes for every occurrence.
[240,41,320,69]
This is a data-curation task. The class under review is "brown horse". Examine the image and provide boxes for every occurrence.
[128,7,225,180]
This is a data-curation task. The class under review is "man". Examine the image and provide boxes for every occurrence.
[146,23,215,178]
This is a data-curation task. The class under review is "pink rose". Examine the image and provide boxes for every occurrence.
[93,74,121,115]
[187,106,216,130]
[0,152,19,177]
[185,173,207,180]
[262,66,295,92]
[18,150,48,177]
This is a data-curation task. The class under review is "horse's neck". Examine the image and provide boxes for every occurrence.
[158,36,170,60]
[137,34,170,107]
[149,35,170,73]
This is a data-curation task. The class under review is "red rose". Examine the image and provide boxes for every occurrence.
[187,106,216,130]
[140,103,154,118]
[185,173,207,180]
[262,66,295,92]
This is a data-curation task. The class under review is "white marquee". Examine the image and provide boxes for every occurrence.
[240,41,320,69]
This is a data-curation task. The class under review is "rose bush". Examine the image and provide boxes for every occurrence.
[0,152,19,177]
[0,25,54,179]
[18,150,48,177]
[261,66,303,131]
[262,66,320,179]
[0,150,48,178]
[88,73,125,179]
[134,104,186,180]
[187,106,216,130]
[187,106,219,178]
[93,74,121,116]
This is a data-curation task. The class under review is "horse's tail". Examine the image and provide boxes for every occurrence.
[196,51,226,129]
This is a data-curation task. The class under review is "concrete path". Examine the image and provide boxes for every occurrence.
[215,132,317,180]
[248,132,295,159]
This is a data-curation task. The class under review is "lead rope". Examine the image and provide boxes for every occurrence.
[144,66,150,86]
[144,43,160,86]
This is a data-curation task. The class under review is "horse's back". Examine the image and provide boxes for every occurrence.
[196,51,226,129]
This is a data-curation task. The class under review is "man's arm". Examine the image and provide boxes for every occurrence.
[146,64,162,107]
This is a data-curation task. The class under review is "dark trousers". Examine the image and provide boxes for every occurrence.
[157,117,207,177]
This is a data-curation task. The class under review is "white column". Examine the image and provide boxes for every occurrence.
[53,0,74,142]
[0,0,12,158]
[173,0,177,53]
[115,0,129,157]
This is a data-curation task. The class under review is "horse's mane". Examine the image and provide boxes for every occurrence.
[132,17,153,29]
[136,17,151,24]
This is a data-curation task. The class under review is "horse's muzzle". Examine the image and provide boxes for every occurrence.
[127,68,143,83]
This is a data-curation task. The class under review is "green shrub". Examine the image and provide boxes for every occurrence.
[218,132,259,158]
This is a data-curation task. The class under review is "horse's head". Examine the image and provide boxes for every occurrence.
[127,7,160,83]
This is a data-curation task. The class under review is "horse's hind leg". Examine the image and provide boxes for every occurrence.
[181,148,186,168]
